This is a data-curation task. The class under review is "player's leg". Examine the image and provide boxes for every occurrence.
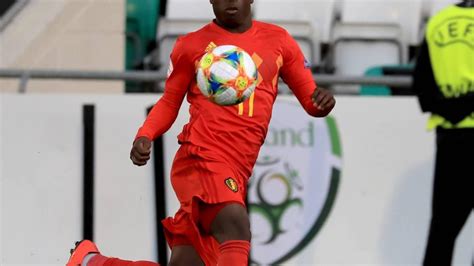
[210,203,251,242]
[166,145,250,265]
[67,240,159,266]
[168,245,204,266]
[73,243,204,266]
[207,202,251,266]
[87,257,158,266]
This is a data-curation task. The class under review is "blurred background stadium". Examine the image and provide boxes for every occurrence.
[0,0,472,265]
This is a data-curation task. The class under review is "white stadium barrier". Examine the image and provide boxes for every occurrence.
[1,94,472,265]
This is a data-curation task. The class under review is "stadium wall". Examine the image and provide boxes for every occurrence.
[0,0,125,93]
[0,94,472,265]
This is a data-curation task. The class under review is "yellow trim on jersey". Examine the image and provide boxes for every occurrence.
[238,102,244,115]
[248,92,255,117]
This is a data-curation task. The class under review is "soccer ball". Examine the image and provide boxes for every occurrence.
[196,45,258,106]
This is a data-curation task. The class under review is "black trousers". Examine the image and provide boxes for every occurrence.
[423,128,473,266]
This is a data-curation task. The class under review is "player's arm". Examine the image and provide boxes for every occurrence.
[280,32,335,117]
[131,38,194,166]
[413,39,474,124]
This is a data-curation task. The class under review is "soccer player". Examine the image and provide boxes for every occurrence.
[67,0,335,265]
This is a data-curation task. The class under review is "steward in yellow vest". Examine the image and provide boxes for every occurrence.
[412,1,473,265]
[414,3,474,129]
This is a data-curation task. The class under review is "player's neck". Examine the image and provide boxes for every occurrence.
[214,19,253,33]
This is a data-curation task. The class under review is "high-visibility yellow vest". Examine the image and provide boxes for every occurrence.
[425,5,474,129]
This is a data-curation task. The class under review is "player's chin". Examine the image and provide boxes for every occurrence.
[220,17,241,27]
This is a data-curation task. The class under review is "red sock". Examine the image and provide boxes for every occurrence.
[218,240,250,266]
[88,254,159,266]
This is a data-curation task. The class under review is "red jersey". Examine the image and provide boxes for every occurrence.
[136,20,320,180]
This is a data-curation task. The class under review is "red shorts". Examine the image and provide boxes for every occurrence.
[162,144,247,265]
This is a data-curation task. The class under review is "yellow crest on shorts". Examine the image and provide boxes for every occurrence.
[225,177,238,193]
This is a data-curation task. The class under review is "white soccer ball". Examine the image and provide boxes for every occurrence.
[196,45,258,106]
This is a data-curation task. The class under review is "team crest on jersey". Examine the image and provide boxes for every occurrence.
[225,177,238,193]
[304,58,311,69]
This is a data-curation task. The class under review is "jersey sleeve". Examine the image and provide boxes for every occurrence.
[135,37,195,141]
[279,31,321,117]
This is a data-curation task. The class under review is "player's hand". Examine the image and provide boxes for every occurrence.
[130,137,152,166]
[311,87,335,112]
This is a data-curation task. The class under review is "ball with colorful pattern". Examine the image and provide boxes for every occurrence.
[196,45,258,106]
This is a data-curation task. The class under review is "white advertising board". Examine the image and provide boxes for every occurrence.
[1,95,471,265]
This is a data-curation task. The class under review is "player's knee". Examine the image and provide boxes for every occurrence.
[168,260,201,266]
[168,246,204,266]
[211,203,251,243]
